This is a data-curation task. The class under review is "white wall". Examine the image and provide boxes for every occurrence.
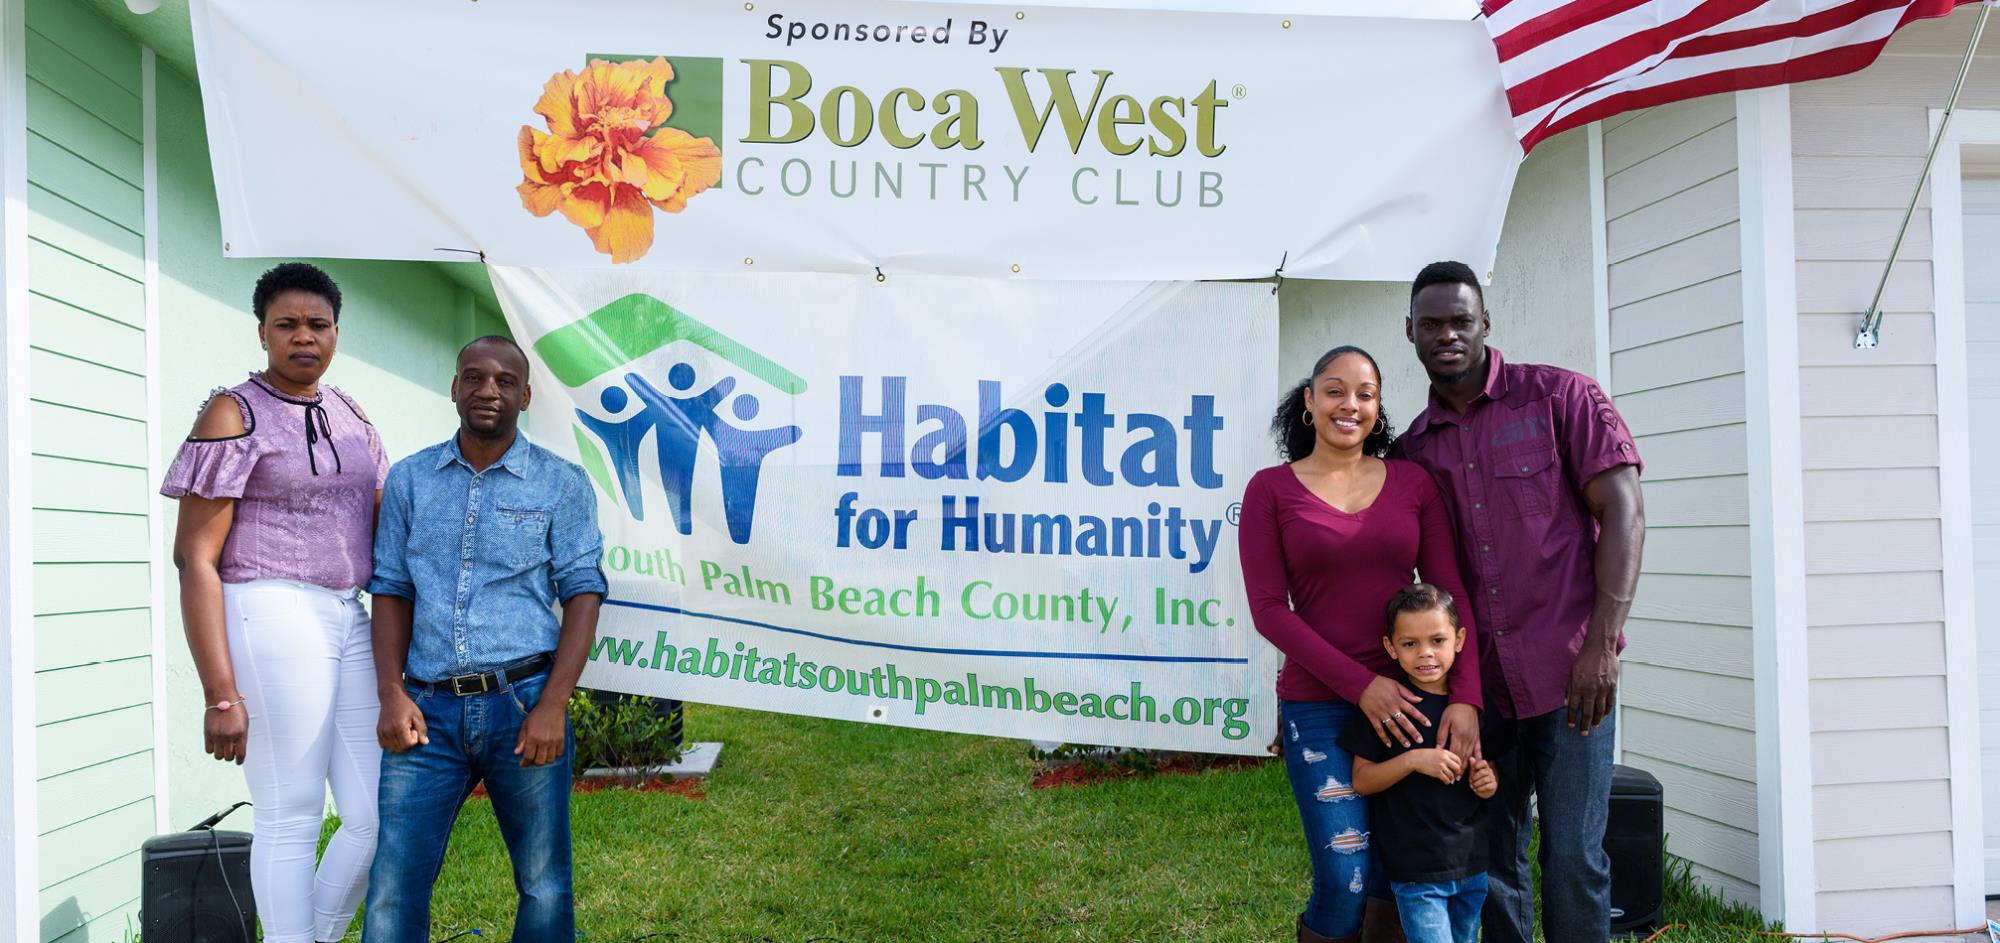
[1785,9,1998,931]
[1599,93,1762,906]
[1273,126,1596,446]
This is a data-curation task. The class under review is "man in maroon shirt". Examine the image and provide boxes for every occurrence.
[1389,261,1645,943]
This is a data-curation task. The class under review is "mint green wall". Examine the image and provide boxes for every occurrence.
[25,1,156,939]
[153,59,507,837]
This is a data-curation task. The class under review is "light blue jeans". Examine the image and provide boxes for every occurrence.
[1393,873,1489,943]
[1281,698,1388,938]
[362,669,574,943]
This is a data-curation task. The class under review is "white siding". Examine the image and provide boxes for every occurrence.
[1603,94,1762,903]
[1788,7,2000,930]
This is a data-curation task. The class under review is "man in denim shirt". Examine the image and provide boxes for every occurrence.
[364,335,607,943]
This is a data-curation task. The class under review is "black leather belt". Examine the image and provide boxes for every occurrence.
[408,653,552,697]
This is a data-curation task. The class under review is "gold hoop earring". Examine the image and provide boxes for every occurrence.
[1373,418,1385,434]
[1300,411,1314,427]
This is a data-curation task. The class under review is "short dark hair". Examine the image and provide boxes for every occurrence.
[253,262,342,323]
[1385,582,1461,635]
[1409,260,1484,314]
[458,334,530,380]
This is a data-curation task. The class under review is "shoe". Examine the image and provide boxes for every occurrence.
[1297,915,1359,943]
[1359,896,1406,943]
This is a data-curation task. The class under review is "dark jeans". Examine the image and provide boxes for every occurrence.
[362,669,575,943]
[1281,698,1388,938]
[1392,873,1489,943]
[1484,707,1615,943]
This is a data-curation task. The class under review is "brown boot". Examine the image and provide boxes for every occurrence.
[1297,915,1359,943]
[1359,896,1406,943]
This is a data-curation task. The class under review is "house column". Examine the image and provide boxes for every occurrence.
[0,0,39,936]
[1737,84,1816,933]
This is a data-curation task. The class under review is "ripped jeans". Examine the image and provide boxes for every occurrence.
[1282,698,1387,938]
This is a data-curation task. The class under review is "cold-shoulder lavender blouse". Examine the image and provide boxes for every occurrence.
[160,375,389,591]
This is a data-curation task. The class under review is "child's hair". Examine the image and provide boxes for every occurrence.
[1384,582,1461,634]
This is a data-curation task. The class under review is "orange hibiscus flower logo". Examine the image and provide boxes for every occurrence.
[517,57,723,264]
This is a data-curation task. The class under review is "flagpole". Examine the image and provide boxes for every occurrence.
[1856,0,1993,349]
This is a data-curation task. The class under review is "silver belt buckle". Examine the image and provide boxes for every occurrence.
[450,672,491,696]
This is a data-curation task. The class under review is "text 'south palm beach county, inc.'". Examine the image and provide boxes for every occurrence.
[598,547,1236,638]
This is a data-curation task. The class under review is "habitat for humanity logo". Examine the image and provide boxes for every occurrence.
[534,294,804,544]
[516,55,727,264]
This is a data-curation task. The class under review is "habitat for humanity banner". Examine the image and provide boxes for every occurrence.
[491,267,1280,753]
[190,0,1519,281]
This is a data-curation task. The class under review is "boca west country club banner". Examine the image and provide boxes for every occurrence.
[491,268,1281,753]
[190,0,1521,281]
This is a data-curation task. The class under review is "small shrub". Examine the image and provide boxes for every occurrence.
[568,690,685,775]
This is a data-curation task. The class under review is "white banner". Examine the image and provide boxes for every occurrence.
[191,0,1519,281]
[492,267,1280,752]
[926,1,1478,17]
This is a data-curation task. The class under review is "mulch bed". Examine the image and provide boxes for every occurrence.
[467,775,708,800]
[1031,753,1272,789]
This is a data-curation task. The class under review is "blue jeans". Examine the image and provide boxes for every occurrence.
[1484,707,1615,943]
[362,669,575,943]
[1281,699,1387,938]
[1392,874,1488,943]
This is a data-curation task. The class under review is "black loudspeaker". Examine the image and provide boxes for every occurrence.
[1605,764,1666,935]
[140,828,257,943]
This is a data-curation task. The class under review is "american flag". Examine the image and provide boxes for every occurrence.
[1484,0,1986,151]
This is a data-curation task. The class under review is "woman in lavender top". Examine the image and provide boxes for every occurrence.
[163,263,388,943]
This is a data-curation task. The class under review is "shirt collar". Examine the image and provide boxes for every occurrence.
[1408,346,1508,436]
[436,431,532,478]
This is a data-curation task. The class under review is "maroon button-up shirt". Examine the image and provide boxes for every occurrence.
[1390,348,1642,720]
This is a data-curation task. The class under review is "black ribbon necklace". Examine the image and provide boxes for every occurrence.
[251,374,343,477]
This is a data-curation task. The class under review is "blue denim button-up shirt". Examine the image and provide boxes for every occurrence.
[369,434,608,682]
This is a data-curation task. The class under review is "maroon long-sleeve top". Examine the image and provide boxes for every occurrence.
[1238,460,1482,708]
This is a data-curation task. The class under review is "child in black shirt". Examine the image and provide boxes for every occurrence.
[1338,583,1498,943]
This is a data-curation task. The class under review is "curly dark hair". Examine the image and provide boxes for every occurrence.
[1384,582,1461,635]
[1409,260,1484,314]
[252,262,342,323]
[1270,345,1394,462]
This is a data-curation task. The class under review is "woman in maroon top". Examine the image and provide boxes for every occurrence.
[1238,346,1483,943]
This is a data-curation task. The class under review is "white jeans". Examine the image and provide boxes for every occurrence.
[223,579,380,943]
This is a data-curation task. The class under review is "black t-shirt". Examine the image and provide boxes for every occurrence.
[1336,689,1495,884]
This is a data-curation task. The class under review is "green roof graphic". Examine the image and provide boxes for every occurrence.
[533,293,807,393]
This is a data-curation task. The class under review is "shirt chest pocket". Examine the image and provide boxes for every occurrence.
[1493,448,1559,517]
[494,504,550,568]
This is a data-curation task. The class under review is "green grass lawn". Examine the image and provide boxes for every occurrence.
[336,704,1770,943]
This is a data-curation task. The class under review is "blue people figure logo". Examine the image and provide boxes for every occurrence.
[536,294,805,545]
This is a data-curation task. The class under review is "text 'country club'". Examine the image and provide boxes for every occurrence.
[834,376,1229,574]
